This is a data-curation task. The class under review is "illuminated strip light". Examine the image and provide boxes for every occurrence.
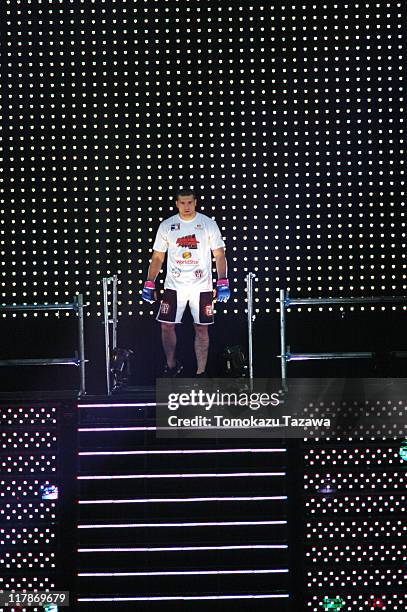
[78,426,289,432]
[79,448,286,455]
[78,594,289,602]
[78,544,288,552]
[78,569,289,577]
[78,520,287,529]
[77,471,286,480]
[78,495,287,505]
[78,403,156,408]
[79,426,156,432]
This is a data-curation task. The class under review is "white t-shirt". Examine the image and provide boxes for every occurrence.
[152,212,225,291]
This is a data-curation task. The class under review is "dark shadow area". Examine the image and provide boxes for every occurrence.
[1,308,406,394]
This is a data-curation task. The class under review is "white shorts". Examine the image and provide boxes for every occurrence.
[156,287,214,325]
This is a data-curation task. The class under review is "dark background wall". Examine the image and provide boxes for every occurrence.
[0,0,405,393]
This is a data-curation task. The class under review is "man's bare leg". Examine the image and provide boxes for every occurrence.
[194,323,209,374]
[161,323,177,368]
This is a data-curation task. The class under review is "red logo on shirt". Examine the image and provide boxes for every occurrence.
[176,234,199,249]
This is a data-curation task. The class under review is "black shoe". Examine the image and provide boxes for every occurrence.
[195,371,208,378]
[163,361,183,377]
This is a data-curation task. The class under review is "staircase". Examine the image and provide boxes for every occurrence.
[76,394,290,611]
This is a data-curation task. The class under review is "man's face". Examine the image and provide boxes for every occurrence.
[176,195,197,220]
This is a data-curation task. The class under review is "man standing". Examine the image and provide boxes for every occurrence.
[141,190,230,377]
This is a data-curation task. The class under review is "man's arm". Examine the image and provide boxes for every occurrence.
[212,247,230,303]
[147,250,166,282]
[141,250,166,303]
[212,247,227,279]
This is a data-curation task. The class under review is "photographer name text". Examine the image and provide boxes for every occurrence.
[167,415,331,428]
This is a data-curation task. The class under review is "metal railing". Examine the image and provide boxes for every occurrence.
[0,294,86,395]
[102,275,118,395]
[278,290,407,383]
[246,273,257,381]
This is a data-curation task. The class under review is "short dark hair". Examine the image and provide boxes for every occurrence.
[176,189,196,200]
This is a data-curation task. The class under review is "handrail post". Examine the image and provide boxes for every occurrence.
[279,289,287,384]
[77,293,86,396]
[112,274,118,353]
[246,273,256,382]
[102,278,111,396]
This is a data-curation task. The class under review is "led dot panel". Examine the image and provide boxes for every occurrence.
[307,518,405,539]
[0,577,53,612]
[0,526,56,547]
[307,493,406,516]
[304,441,406,611]
[1,431,57,452]
[0,455,57,475]
[0,1,404,318]
[0,405,57,427]
[0,478,55,500]
[1,550,56,571]
[307,593,406,611]
[307,542,406,564]
[0,403,59,610]
[305,445,403,467]
[306,471,406,492]
[0,501,56,523]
